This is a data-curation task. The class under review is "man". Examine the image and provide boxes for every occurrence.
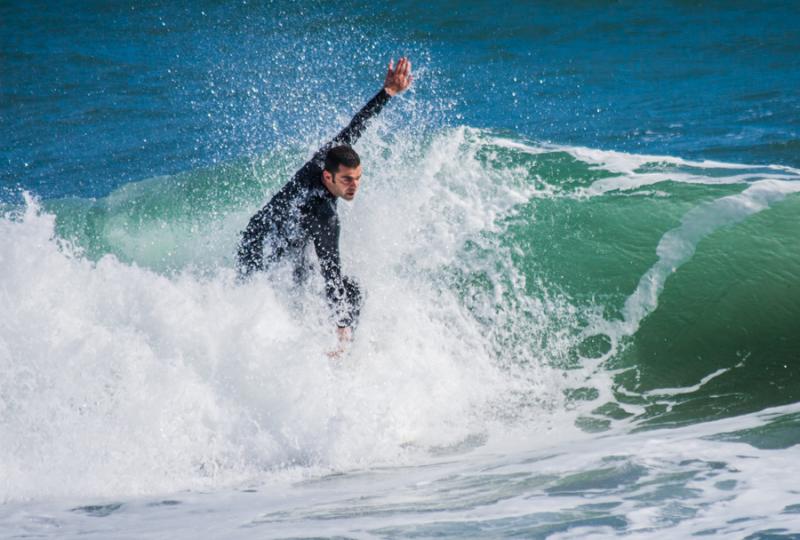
[237,57,413,351]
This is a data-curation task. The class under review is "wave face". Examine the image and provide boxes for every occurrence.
[2,126,799,503]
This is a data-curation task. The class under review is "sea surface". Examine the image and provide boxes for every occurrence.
[2,1,800,538]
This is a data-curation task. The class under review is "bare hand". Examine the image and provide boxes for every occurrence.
[327,326,353,359]
[383,57,413,96]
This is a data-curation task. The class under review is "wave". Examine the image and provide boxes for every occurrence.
[1,126,798,500]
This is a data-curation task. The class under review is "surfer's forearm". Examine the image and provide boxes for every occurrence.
[335,56,414,143]
[310,89,390,164]
[311,58,412,163]
[330,89,392,147]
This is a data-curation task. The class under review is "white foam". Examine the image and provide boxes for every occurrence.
[0,198,502,499]
[579,170,795,196]
[489,134,800,177]
[0,127,583,502]
[3,402,798,539]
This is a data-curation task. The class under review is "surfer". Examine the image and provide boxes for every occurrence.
[236,57,413,354]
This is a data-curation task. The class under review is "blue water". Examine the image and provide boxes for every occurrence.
[2,2,800,538]
[3,1,799,199]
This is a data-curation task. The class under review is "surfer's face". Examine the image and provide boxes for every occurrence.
[324,165,362,201]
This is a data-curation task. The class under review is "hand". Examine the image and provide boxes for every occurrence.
[336,326,352,345]
[327,326,353,359]
[383,57,413,96]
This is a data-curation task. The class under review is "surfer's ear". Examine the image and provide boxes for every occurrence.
[322,170,333,184]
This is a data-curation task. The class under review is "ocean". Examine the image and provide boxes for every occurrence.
[1,1,799,538]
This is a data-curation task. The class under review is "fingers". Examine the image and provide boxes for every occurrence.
[399,57,411,88]
[392,57,405,74]
[385,56,412,93]
[400,57,410,78]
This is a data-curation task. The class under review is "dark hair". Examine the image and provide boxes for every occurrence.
[324,145,360,174]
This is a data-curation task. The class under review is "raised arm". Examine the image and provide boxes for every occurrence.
[312,57,413,163]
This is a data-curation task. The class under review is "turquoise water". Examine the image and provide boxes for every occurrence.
[2,2,799,538]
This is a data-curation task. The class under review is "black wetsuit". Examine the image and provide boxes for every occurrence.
[236,89,392,328]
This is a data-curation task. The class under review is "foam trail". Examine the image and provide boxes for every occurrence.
[597,179,800,340]
[491,136,800,176]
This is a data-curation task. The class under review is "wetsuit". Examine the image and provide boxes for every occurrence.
[236,88,392,328]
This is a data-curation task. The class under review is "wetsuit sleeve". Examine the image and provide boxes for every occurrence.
[311,208,358,328]
[236,206,270,277]
[311,88,392,165]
